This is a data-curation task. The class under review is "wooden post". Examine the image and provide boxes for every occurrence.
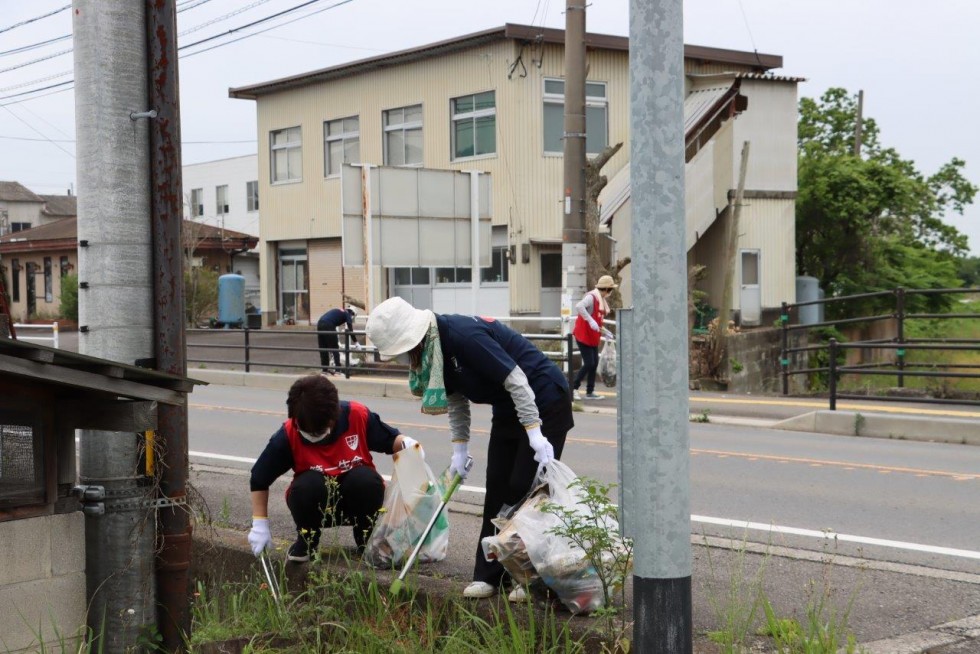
[716,141,750,375]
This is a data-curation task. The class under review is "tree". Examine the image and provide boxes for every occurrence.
[797,88,976,315]
[59,273,78,322]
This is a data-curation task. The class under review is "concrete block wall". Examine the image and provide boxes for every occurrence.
[0,512,86,653]
[724,327,808,394]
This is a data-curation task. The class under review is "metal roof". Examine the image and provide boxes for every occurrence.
[229,23,783,99]
[0,336,202,405]
[39,194,77,217]
[684,79,740,135]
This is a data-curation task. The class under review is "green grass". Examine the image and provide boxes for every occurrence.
[188,552,594,653]
[837,297,980,396]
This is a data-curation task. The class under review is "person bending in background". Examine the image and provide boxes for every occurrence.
[571,275,617,400]
[316,305,359,374]
[366,297,573,602]
[247,374,420,562]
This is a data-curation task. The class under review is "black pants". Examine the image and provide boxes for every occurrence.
[572,341,599,394]
[317,323,341,370]
[286,466,384,548]
[473,395,574,587]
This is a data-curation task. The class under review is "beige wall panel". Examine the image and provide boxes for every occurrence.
[732,80,798,191]
[308,238,341,317]
[738,198,796,307]
[684,61,759,76]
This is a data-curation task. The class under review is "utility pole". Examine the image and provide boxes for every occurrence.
[74,1,157,651]
[853,89,864,157]
[562,0,588,318]
[624,0,693,652]
[717,141,750,366]
[146,0,191,650]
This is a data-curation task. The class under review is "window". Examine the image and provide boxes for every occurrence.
[324,116,360,176]
[11,259,19,302]
[451,92,495,159]
[383,105,423,166]
[279,247,309,323]
[271,126,302,183]
[43,257,52,303]
[540,252,562,288]
[246,181,259,212]
[435,267,472,284]
[0,410,44,508]
[190,188,204,216]
[11,222,30,232]
[481,246,509,283]
[542,79,608,154]
[216,185,229,215]
[60,256,70,278]
[393,268,430,286]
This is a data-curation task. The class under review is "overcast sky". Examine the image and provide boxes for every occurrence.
[1,0,977,254]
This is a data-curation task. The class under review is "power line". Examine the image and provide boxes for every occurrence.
[0,0,357,102]
[0,134,257,144]
[0,48,72,75]
[0,103,74,158]
[182,0,355,57]
[178,0,275,36]
[0,34,71,58]
[0,71,73,94]
[0,83,73,107]
[0,4,70,36]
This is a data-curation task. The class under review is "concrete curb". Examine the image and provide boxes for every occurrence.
[860,614,980,654]
[192,369,416,401]
[772,410,980,446]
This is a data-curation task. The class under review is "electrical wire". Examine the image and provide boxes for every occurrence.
[0,4,70,36]
[0,48,72,75]
[177,0,274,37]
[180,0,355,58]
[0,103,74,158]
[0,34,72,59]
[0,134,257,144]
[178,0,337,52]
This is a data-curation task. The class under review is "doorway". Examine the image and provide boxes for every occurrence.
[739,249,761,326]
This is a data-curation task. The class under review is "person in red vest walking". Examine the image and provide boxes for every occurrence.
[247,374,419,562]
[571,275,617,400]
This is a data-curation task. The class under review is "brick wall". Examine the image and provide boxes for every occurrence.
[0,512,86,653]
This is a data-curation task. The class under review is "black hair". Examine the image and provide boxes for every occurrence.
[286,375,340,437]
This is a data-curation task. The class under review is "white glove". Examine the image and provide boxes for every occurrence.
[399,436,423,459]
[449,442,470,479]
[248,517,272,557]
[527,426,554,466]
[352,342,363,350]
[588,319,600,332]
[602,328,615,340]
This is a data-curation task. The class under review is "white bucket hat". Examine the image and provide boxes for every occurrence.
[366,297,430,361]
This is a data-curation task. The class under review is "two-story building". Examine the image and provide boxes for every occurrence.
[230,23,800,326]
[182,154,261,308]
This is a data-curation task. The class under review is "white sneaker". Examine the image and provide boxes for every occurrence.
[573,390,583,401]
[507,586,528,603]
[462,581,496,599]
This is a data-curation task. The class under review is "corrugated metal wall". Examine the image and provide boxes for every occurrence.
[253,39,632,315]
[739,197,797,306]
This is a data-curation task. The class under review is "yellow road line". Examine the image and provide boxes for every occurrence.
[192,403,977,480]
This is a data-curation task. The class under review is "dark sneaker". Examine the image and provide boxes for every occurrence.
[287,532,319,562]
[584,393,603,400]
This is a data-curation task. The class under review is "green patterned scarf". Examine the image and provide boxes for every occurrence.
[408,320,447,415]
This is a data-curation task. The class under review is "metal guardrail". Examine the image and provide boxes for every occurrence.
[779,287,980,408]
[13,322,59,349]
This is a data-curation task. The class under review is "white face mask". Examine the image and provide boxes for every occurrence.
[298,427,329,443]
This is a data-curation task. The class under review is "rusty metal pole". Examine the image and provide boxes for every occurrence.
[146,1,191,649]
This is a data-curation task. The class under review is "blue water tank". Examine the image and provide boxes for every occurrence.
[795,276,821,325]
[217,274,245,327]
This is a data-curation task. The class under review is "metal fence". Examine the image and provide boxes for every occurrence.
[779,287,980,408]
[187,324,581,386]
[12,323,59,349]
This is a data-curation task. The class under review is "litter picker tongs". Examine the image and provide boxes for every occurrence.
[259,549,284,611]
[390,455,473,595]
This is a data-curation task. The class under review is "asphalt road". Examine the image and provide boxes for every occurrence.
[188,384,980,576]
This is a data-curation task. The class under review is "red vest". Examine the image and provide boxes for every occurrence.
[573,290,605,347]
[283,402,376,485]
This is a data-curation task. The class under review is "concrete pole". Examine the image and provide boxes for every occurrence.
[626,0,693,651]
[145,0,191,649]
[562,0,588,311]
[469,171,480,314]
[73,1,156,651]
